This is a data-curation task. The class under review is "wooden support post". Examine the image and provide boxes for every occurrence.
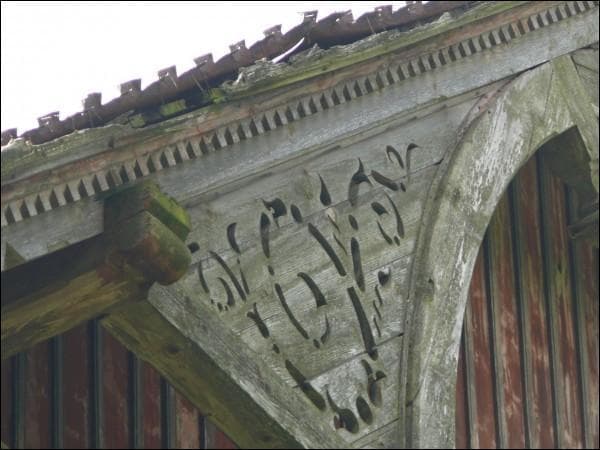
[1,181,191,359]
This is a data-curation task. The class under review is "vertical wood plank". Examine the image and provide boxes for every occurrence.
[583,248,600,449]
[539,157,584,448]
[511,157,555,448]
[131,354,143,449]
[142,364,162,449]
[464,248,497,448]
[455,335,470,450]
[508,181,532,449]
[174,392,200,449]
[90,319,104,449]
[1,360,12,447]
[203,418,238,450]
[62,324,92,449]
[51,336,64,449]
[161,380,176,449]
[102,328,131,449]
[567,190,599,450]
[486,194,526,448]
[23,342,52,449]
[13,354,25,450]
[458,154,597,449]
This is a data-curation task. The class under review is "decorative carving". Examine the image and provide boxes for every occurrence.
[186,142,417,434]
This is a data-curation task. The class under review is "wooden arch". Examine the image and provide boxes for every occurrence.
[404,54,598,448]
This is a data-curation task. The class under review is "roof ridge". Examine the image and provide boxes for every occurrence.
[1,1,474,146]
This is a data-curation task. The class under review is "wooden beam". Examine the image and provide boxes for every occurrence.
[1,181,191,359]
[102,283,346,450]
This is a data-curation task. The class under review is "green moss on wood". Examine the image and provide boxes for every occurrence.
[114,211,191,285]
[218,1,529,102]
[104,180,191,240]
[160,99,187,117]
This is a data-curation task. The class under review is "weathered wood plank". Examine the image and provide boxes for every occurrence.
[1,198,103,268]
[1,181,191,359]
[538,155,585,448]
[574,63,599,110]
[567,188,599,449]
[571,48,599,74]
[354,419,399,449]
[510,157,556,448]
[235,254,410,384]
[102,330,132,449]
[486,193,526,448]
[101,283,347,449]
[165,101,472,396]
[23,342,52,449]
[141,364,163,449]
[203,419,238,449]
[0,360,11,447]
[62,325,92,449]
[85,100,476,450]
[0,88,475,269]
[180,101,471,257]
[464,248,497,448]
[578,244,599,449]
[174,390,201,449]
[0,235,148,359]
[179,169,424,383]
[307,337,402,446]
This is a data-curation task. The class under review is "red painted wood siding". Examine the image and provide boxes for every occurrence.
[1,322,237,449]
[456,153,599,448]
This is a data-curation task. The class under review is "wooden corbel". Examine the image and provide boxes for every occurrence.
[1,181,191,359]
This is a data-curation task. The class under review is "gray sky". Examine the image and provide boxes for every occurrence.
[1,1,406,134]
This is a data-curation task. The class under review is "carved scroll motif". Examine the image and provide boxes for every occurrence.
[187,142,419,434]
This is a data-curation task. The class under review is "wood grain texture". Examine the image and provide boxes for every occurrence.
[308,337,402,446]
[98,99,473,449]
[572,48,599,110]
[578,245,599,449]
[508,157,556,449]
[486,194,526,448]
[464,249,497,449]
[102,286,346,449]
[354,419,399,449]
[62,325,92,449]
[24,342,52,449]
[203,419,238,450]
[538,156,585,448]
[566,191,598,450]
[102,330,132,449]
[0,234,148,359]
[142,364,163,449]
[173,393,200,449]
[0,360,11,448]
[455,144,599,448]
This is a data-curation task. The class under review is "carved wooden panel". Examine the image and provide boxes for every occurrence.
[171,101,475,446]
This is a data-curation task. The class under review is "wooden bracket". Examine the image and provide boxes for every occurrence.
[103,180,192,285]
[1,181,191,359]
